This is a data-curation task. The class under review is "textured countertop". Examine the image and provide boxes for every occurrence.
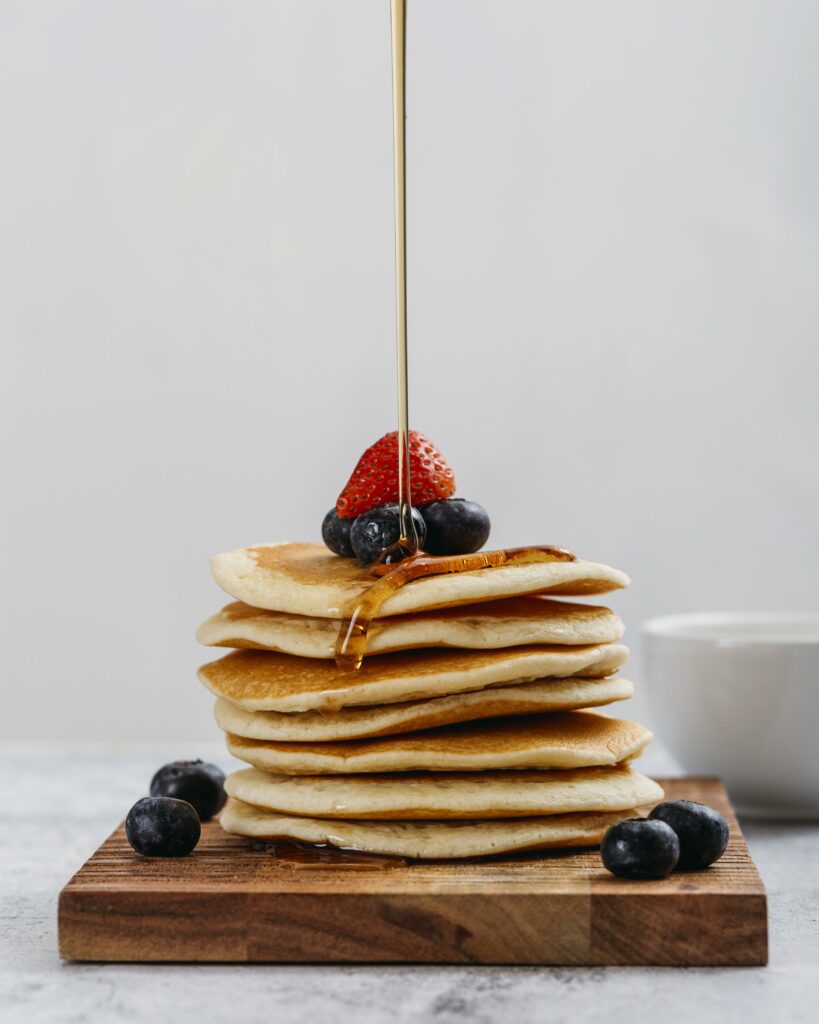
[3,744,818,1024]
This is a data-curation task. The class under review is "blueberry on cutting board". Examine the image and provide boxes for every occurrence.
[125,797,201,857]
[420,498,490,555]
[601,818,680,879]
[150,759,226,821]
[649,800,729,870]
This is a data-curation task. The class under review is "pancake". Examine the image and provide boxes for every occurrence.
[225,711,652,774]
[198,643,629,713]
[220,799,626,858]
[210,542,630,618]
[225,764,663,819]
[196,596,625,658]
[213,676,633,741]
[214,677,633,742]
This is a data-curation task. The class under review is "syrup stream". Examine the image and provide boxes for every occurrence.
[390,0,419,554]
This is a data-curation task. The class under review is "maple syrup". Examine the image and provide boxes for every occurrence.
[335,545,575,670]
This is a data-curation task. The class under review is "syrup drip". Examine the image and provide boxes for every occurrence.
[335,545,575,670]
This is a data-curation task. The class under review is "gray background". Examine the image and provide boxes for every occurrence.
[2,0,818,742]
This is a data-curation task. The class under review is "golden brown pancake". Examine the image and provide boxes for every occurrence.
[225,710,652,775]
[198,644,629,713]
[220,800,627,858]
[225,764,663,819]
[210,542,630,618]
[197,596,625,658]
[212,676,633,741]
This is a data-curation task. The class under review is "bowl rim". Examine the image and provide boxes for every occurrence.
[642,611,819,644]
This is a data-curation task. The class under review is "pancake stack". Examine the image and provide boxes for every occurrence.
[197,542,662,859]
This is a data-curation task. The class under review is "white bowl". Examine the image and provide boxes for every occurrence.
[642,612,819,818]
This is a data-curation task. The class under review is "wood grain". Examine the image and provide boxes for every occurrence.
[58,777,767,965]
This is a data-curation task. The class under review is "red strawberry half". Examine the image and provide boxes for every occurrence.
[336,431,456,519]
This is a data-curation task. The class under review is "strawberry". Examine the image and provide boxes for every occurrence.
[336,431,456,519]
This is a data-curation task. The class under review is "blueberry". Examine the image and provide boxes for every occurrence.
[649,800,729,870]
[349,504,426,565]
[322,508,355,557]
[149,760,226,821]
[601,817,680,879]
[125,797,201,857]
[419,498,490,556]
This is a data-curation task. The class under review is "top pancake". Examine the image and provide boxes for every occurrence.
[210,542,630,618]
[196,596,625,658]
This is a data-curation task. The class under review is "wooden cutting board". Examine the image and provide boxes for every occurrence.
[58,777,767,966]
